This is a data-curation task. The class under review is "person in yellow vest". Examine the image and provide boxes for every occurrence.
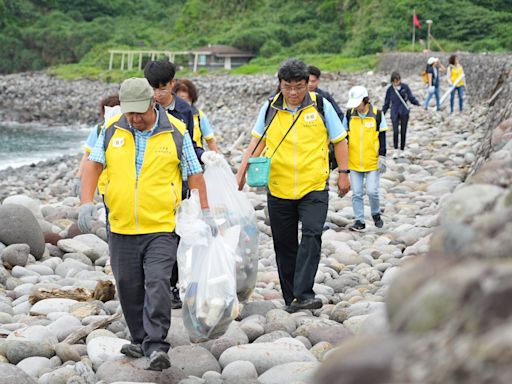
[173,79,218,152]
[344,86,388,231]
[78,78,213,371]
[71,94,120,198]
[447,54,465,113]
[236,59,350,313]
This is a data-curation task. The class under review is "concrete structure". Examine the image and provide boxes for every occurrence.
[108,45,253,72]
[189,45,254,72]
[108,50,190,71]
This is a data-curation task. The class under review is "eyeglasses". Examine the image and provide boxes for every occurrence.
[154,88,171,95]
[281,84,307,93]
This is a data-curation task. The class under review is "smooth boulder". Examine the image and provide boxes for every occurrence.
[0,204,45,259]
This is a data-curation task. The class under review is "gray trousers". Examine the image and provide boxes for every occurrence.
[109,231,177,356]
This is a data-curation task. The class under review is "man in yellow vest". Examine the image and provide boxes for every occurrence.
[344,86,388,231]
[237,59,350,313]
[78,78,213,371]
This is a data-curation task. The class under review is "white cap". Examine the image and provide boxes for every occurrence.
[427,57,439,65]
[346,86,369,109]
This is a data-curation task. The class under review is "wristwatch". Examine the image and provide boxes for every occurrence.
[338,169,350,174]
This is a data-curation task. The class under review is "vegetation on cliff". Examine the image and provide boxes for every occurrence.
[1,0,510,77]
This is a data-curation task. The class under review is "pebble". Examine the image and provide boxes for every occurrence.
[258,361,319,384]
[219,338,316,374]
[221,360,258,382]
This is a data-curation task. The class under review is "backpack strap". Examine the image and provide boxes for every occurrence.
[170,126,184,163]
[313,93,326,124]
[345,109,353,132]
[264,95,278,128]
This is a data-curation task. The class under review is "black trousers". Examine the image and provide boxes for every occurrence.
[109,232,178,356]
[392,114,409,150]
[267,190,328,305]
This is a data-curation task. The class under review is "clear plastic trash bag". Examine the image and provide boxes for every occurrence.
[201,151,259,302]
[176,189,239,343]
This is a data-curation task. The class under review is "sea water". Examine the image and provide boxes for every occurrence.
[0,123,89,170]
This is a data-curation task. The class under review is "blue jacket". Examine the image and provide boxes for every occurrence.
[167,94,205,162]
[382,83,419,120]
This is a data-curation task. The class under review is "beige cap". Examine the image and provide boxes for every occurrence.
[119,78,154,114]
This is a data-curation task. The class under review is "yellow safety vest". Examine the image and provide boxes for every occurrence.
[192,109,204,149]
[260,92,345,200]
[103,109,186,234]
[347,105,387,172]
[449,65,465,86]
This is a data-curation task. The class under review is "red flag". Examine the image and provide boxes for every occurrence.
[413,13,421,29]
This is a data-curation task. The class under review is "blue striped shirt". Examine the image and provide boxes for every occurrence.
[88,110,202,179]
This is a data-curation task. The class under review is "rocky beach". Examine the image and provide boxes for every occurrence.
[0,52,511,384]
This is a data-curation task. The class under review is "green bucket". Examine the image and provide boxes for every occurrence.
[247,157,271,187]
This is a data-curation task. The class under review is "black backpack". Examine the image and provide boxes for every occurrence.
[264,93,340,170]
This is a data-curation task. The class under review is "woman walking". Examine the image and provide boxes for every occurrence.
[382,72,420,158]
[447,54,465,113]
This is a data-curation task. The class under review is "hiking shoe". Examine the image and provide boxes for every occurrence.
[288,298,323,313]
[349,221,365,231]
[147,351,171,371]
[373,214,384,228]
[120,343,143,358]
[170,287,182,309]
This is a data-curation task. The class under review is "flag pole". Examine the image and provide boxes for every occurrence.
[412,9,416,51]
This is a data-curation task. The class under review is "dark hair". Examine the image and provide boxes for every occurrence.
[448,54,457,66]
[363,97,370,105]
[278,59,309,82]
[173,79,199,104]
[308,65,321,78]
[143,60,176,88]
[390,71,401,83]
[100,94,120,115]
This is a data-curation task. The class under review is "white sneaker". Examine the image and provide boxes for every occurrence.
[392,151,398,159]
[399,150,405,158]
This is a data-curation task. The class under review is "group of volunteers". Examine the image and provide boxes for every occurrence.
[72,55,465,371]
[422,54,466,113]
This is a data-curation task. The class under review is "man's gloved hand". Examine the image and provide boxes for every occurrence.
[378,156,387,174]
[71,177,81,198]
[78,203,97,233]
[202,208,218,237]
[428,86,435,94]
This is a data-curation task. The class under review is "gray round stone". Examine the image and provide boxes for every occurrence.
[0,362,37,384]
[1,244,30,268]
[0,205,45,259]
[221,360,258,382]
[169,345,221,377]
